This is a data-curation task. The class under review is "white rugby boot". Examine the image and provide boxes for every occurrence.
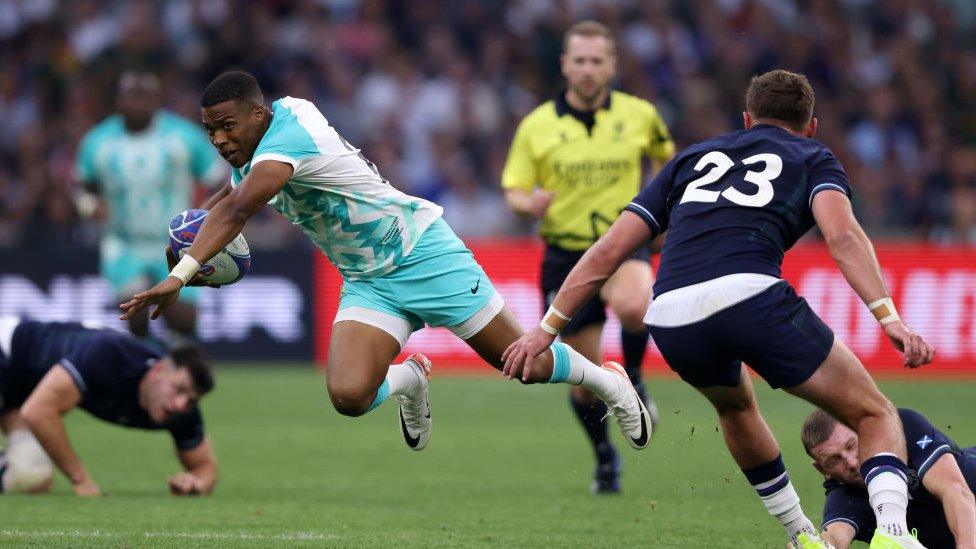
[395,354,432,451]
[600,361,653,449]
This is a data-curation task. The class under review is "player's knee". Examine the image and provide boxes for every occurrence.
[2,429,53,494]
[614,302,647,331]
[326,384,373,417]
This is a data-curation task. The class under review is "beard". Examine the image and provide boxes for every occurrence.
[570,81,606,107]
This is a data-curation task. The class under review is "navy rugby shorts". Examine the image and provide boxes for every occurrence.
[648,281,834,389]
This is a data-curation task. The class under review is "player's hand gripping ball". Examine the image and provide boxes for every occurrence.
[168,209,251,285]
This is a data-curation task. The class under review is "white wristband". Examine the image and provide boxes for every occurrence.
[539,319,560,335]
[540,305,572,335]
[548,306,570,321]
[170,254,202,286]
[867,297,900,325]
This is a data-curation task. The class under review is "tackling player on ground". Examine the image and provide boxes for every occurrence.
[119,71,652,457]
[75,71,226,346]
[0,317,217,496]
[502,21,673,494]
[503,70,935,548]
[801,408,976,548]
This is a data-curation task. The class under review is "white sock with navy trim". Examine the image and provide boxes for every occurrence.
[861,453,910,537]
[743,455,818,545]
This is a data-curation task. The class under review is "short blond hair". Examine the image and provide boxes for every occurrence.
[563,20,616,55]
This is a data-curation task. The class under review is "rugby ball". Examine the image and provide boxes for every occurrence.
[168,209,251,285]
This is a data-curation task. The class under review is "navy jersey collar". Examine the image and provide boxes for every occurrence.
[555,90,612,135]
[554,90,612,116]
[750,123,791,133]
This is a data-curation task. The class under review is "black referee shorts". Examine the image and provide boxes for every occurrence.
[541,243,652,336]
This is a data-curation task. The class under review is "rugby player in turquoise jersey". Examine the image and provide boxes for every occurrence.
[120,71,653,454]
[76,71,226,344]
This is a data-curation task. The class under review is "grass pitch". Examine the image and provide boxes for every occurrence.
[1,366,974,548]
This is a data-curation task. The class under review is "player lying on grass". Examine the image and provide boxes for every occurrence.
[503,70,935,549]
[0,318,217,496]
[118,71,651,454]
[801,408,976,549]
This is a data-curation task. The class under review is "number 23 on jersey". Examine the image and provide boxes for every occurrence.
[679,151,783,208]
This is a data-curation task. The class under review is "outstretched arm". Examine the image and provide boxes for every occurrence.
[502,211,652,380]
[811,190,934,367]
[922,453,976,548]
[183,160,293,267]
[120,160,294,320]
[547,211,651,319]
[169,437,218,496]
[19,366,99,496]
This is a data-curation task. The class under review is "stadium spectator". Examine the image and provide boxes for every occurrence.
[0,1,972,246]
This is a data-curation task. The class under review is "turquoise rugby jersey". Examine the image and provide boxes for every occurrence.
[231,97,443,280]
[76,110,225,243]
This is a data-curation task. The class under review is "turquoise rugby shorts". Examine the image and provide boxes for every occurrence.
[335,218,504,347]
[101,237,199,302]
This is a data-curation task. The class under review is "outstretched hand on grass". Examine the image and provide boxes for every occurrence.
[167,472,206,496]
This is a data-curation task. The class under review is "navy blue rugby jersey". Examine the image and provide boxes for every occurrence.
[3,320,204,450]
[625,124,851,296]
[822,409,976,547]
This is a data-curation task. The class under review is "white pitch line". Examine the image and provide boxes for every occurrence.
[0,530,339,541]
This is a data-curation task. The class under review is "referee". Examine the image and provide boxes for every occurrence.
[502,21,674,494]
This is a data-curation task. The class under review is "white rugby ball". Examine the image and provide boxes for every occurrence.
[168,209,251,285]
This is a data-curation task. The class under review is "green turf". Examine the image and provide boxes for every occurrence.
[1,367,974,548]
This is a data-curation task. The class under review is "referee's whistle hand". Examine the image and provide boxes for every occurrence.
[530,191,555,218]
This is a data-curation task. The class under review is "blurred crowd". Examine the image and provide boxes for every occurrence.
[1,0,975,248]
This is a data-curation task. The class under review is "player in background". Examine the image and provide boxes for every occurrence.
[502,20,672,494]
[800,408,976,548]
[503,70,935,548]
[0,317,217,497]
[119,71,652,456]
[75,71,226,346]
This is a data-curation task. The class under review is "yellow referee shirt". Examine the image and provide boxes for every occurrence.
[502,90,674,251]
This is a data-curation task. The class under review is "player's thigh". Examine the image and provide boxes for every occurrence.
[725,282,834,390]
[784,338,894,429]
[648,318,743,389]
[600,257,653,330]
[326,320,401,399]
